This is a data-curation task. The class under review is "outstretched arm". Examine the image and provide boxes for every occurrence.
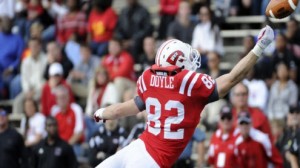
[94,99,141,122]
[216,26,274,98]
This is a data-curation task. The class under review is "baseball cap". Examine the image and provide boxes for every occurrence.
[49,63,63,76]
[238,111,251,124]
[0,110,7,117]
[220,105,232,117]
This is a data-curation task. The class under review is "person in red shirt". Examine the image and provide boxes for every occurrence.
[41,63,74,116]
[56,0,86,44]
[235,111,283,168]
[50,85,84,156]
[158,0,180,40]
[87,0,118,56]
[102,38,136,102]
[230,82,272,139]
[208,105,238,168]
[27,0,44,20]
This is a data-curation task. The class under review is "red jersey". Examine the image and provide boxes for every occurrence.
[51,103,84,142]
[137,65,218,167]
[41,80,74,116]
[234,128,272,168]
[234,128,283,168]
[87,8,118,42]
[208,129,239,168]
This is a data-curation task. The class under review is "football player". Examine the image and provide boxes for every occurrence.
[94,26,274,168]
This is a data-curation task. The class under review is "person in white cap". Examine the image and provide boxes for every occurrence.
[41,63,74,116]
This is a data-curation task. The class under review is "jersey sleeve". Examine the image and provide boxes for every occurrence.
[135,71,147,111]
[185,72,219,103]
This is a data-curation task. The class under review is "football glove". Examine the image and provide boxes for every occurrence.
[252,25,274,57]
[94,108,106,123]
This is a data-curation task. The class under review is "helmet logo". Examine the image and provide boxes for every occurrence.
[166,51,184,65]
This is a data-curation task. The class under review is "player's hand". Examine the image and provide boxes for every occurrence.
[93,108,106,123]
[252,25,274,57]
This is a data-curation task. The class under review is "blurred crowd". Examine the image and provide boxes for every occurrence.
[0,0,299,167]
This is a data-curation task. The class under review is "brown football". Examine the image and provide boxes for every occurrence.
[265,0,298,19]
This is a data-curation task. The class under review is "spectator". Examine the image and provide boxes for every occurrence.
[191,5,224,63]
[31,116,79,168]
[276,106,300,168]
[138,36,156,70]
[85,67,119,117]
[50,85,84,156]
[88,119,127,167]
[208,105,238,168]
[273,33,295,69]
[29,22,43,41]
[20,98,46,148]
[286,18,300,84]
[102,38,136,102]
[206,52,226,79]
[20,22,46,62]
[0,110,28,168]
[230,83,272,138]
[13,37,47,114]
[41,63,74,116]
[230,0,260,16]
[87,0,117,56]
[268,62,298,120]
[243,64,269,111]
[15,0,47,40]
[285,18,300,45]
[0,16,24,99]
[115,0,153,61]
[85,67,119,140]
[157,0,180,40]
[167,1,195,44]
[56,0,86,44]
[235,111,283,168]
[173,128,206,168]
[44,41,73,80]
[68,43,100,99]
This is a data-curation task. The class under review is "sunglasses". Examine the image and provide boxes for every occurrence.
[290,111,300,114]
[221,115,232,121]
[239,121,250,125]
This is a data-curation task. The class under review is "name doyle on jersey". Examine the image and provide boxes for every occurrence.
[150,75,174,89]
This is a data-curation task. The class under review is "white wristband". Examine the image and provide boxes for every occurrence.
[252,45,263,57]
[96,108,105,118]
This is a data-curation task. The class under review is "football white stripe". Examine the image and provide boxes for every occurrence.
[141,75,147,91]
[269,10,276,18]
[138,77,144,93]
[289,0,297,10]
[187,74,200,97]
[179,71,193,94]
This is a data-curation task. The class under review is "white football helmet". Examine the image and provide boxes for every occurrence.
[155,39,201,71]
